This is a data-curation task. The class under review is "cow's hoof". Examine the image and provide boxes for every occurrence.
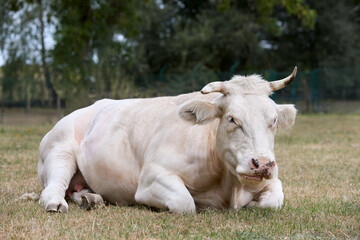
[45,197,68,213]
[80,193,103,211]
[46,203,68,213]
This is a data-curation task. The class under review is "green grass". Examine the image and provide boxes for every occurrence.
[0,114,359,239]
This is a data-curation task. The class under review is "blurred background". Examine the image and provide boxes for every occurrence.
[0,0,359,123]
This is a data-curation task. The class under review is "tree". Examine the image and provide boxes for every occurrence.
[2,0,359,108]
[132,0,317,74]
[38,0,58,108]
[51,0,140,101]
[264,0,360,101]
[268,0,360,69]
[0,0,57,109]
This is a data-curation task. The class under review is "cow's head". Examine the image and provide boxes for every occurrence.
[179,67,297,184]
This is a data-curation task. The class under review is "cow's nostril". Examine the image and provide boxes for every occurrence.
[252,158,260,168]
[265,161,275,168]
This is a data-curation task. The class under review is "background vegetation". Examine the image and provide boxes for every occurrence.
[0,0,359,113]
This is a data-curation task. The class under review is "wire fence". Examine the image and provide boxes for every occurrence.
[1,67,360,113]
[135,67,360,113]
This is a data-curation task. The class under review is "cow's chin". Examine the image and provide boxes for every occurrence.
[241,174,263,182]
[236,174,264,186]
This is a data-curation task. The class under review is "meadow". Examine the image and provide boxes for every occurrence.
[0,112,359,239]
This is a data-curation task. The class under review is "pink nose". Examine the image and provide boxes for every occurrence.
[250,158,275,179]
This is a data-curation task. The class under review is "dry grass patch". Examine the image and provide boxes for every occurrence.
[0,114,359,239]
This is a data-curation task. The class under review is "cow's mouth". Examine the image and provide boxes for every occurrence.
[241,175,263,181]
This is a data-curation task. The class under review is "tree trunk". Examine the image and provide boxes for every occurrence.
[102,64,111,97]
[26,82,31,113]
[0,96,4,124]
[302,78,311,113]
[56,95,62,117]
[40,79,45,107]
[39,0,57,107]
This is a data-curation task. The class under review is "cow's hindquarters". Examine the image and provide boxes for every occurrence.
[38,99,115,213]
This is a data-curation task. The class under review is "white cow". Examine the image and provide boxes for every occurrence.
[38,67,297,213]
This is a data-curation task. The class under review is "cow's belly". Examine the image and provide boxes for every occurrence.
[78,157,139,205]
[78,135,141,204]
[77,106,142,205]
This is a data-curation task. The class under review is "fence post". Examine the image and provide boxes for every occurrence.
[315,68,320,112]
[159,65,168,82]
[230,61,240,76]
[192,63,202,91]
[0,96,3,124]
[311,68,319,112]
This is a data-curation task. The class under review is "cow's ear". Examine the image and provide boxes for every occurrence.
[178,100,218,124]
[277,104,297,130]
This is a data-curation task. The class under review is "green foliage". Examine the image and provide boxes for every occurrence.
[51,0,140,92]
[134,0,317,73]
[2,54,23,101]
[0,0,359,108]
[269,0,360,71]
[280,0,317,29]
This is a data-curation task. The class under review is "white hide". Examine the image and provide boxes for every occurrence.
[38,74,297,213]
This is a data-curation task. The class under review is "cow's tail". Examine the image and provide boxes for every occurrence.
[15,192,40,201]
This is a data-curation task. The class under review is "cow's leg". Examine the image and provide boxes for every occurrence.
[247,178,284,209]
[68,188,92,205]
[38,150,77,213]
[80,193,104,210]
[69,190,103,210]
[135,165,195,213]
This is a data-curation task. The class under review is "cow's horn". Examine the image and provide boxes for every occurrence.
[201,82,228,95]
[269,66,297,91]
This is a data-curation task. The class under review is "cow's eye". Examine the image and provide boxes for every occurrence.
[270,117,278,128]
[227,116,242,128]
[227,116,236,124]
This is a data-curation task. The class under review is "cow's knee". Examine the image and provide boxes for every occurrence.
[135,189,195,214]
[166,194,196,213]
[135,167,196,214]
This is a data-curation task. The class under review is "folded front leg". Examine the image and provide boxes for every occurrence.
[135,164,196,213]
[247,178,284,209]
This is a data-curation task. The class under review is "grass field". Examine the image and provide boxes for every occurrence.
[0,112,359,239]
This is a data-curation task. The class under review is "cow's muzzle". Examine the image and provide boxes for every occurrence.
[249,157,275,179]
